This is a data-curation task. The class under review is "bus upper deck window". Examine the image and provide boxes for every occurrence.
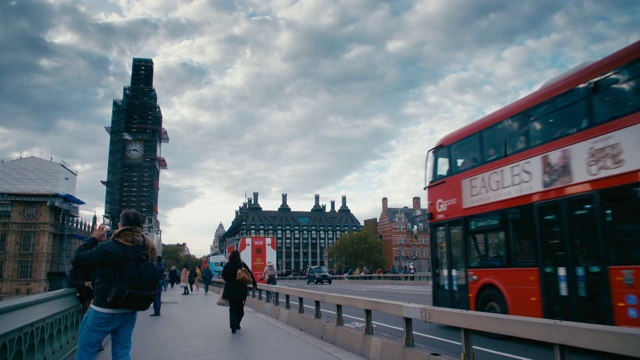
[593,61,640,123]
[484,115,528,159]
[506,115,528,155]
[529,89,588,146]
[451,134,480,172]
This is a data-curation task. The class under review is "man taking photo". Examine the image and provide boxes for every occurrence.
[72,209,157,359]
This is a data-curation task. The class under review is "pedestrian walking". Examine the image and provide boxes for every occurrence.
[180,264,190,295]
[221,250,257,333]
[201,265,213,294]
[195,265,201,291]
[150,256,165,316]
[188,266,197,292]
[169,266,178,288]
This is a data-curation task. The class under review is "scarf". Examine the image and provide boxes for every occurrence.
[111,226,157,261]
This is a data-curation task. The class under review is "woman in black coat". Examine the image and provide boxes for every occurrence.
[221,250,257,333]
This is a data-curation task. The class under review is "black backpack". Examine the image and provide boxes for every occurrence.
[106,239,158,311]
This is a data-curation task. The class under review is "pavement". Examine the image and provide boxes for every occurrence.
[96,284,366,360]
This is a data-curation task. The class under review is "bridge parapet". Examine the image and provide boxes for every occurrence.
[0,288,81,360]
[211,280,640,359]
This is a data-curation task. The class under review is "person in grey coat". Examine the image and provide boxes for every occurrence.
[221,250,257,333]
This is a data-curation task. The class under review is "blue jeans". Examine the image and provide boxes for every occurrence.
[76,307,137,360]
[153,283,162,314]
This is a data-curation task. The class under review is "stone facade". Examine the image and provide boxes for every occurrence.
[0,156,92,298]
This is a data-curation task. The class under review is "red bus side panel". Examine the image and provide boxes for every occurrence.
[468,268,543,318]
[609,266,640,327]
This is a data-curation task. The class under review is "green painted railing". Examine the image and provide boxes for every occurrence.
[0,288,82,360]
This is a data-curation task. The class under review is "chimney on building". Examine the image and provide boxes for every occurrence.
[382,197,388,211]
[311,194,323,212]
[413,196,421,210]
[250,192,262,210]
[278,193,291,211]
[338,195,350,213]
[330,200,336,212]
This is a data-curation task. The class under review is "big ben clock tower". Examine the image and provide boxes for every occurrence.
[103,58,169,238]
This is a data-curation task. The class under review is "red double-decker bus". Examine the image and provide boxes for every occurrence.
[425,40,640,327]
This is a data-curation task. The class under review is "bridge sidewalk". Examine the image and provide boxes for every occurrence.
[96,285,365,360]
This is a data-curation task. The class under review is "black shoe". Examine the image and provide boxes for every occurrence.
[150,313,160,316]
[231,329,236,334]
[98,345,104,352]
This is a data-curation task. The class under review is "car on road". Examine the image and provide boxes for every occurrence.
[306,266,332,285]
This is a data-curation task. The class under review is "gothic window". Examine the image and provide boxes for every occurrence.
[20,233,35,252]
[24,204,37,220]
[18,261,33,279]
[0,203,11,217]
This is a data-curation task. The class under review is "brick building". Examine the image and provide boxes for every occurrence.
[377,197,430,273]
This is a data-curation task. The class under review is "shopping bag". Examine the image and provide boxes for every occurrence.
[217,297,229,306]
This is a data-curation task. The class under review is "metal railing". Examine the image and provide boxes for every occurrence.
[211,280,640,359]
[0,288,82,360]
[277,272,432,282]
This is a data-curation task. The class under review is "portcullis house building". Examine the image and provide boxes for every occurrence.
[223,192,362,274]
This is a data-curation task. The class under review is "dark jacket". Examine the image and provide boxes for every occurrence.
[68,266,94,304]
[221,260,256,300]
[155,261,166,285]
[169,268,178,281]
[188,268,197,284]
[201,267,213,284]
[72,229,154,309]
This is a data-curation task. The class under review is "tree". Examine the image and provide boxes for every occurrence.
[327,228,385,272]
[180,254,200,269]
[161,246,182,270]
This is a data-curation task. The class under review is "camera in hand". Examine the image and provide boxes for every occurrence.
[106,229,115,239]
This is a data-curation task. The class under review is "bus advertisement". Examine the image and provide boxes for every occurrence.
[208,255,226,278]
[237,237,277,284]
[425,40,640,327]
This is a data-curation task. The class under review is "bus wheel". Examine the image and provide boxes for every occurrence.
[477,288,507,314]
[477,288,507,339]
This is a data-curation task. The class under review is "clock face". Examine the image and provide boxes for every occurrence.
[125,141,144,160]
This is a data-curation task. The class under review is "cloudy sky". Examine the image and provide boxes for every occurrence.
[1,0,638,257]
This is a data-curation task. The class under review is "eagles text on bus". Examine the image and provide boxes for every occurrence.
[468,161,534,198]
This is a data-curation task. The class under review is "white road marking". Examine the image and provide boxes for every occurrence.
[290,301,532,360]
